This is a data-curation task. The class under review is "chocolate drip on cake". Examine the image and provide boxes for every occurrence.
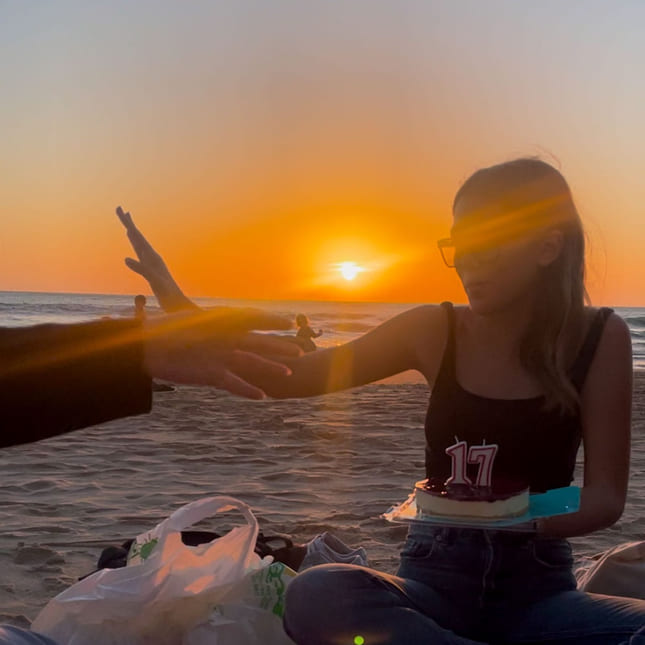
[422,476,528,501]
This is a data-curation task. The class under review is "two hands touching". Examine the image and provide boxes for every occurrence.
[116,206,300,399]
[142,307,298,400]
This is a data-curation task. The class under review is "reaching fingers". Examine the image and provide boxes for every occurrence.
[144,314,300,397]
[225,349,292,378]
[210,349,294,397]
[237,332,303,358]
[145,312,295,361]
[196,307,293,332]
[116,206,162,264]
[215,370,268,399]
[153,310,291,342]
[154,360,268,399]
[155,347,289,399]
[127,227,162,264]
[116,206,133,229]
[124,257,147,277]
[125,257,177,294]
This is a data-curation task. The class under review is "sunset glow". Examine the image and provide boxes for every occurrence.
[2,3,644,305]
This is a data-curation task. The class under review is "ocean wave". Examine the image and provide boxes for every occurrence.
[2,293,645,368]
[312,311,373,321]
[626,319,645,332]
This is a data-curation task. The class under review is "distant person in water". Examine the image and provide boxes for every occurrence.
[134,294,147,320]
[295,313,323,353]
[133,294,174,391]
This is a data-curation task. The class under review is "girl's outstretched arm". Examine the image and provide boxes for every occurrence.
[252,304,448,398]
[540,312,632,537]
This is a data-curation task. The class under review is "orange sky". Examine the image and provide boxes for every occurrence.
[2,2,644,305]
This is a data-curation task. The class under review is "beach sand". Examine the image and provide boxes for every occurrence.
[2,372,645,628]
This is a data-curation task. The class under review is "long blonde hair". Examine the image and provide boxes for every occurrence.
[453,158,589,413]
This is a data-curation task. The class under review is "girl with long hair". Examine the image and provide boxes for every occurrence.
[116,158,645,644]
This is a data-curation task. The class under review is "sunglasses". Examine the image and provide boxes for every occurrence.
[437,238,501,268]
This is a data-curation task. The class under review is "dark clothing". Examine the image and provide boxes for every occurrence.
[0,319,152,448]
[296,325,319,352]
[424,302,613,492]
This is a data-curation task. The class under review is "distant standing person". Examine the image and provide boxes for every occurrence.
[134,294,147,320]
[295,313,323,353]
[133,294,174,392]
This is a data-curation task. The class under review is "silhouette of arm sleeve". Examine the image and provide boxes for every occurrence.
[0,319,152,448]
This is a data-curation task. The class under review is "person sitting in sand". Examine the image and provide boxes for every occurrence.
[295,313,323,352]
[113,159,645,645]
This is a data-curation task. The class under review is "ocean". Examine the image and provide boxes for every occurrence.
[2,290,644,370]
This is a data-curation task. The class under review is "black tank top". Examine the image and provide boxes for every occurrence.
[424,302,614,492]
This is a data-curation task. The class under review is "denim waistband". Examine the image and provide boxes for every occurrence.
[407,523,541,546]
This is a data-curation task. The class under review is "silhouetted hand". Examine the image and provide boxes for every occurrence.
[116,206,302,396]
[116,206,197,313]
[143,308,301,399]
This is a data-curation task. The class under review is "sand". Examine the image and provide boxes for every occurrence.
[2,373,645,628]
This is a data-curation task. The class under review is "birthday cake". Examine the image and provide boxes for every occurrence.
[414,477,529,520]
[415,439,529,520]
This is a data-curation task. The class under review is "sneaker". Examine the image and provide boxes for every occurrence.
[298,532,368,571]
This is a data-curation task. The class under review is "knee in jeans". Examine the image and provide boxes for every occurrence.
[285,564,369,622]
[286,564,343,609]
[285,565,374,642]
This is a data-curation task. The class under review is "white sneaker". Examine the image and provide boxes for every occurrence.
[298,532,368,571]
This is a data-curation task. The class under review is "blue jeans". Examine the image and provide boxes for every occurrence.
[284,526,645,644]
[0,627,58,645]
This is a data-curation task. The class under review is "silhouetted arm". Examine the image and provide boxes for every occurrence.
[0,319,152,447]
[116,206,198,313]
[1,309,299,448]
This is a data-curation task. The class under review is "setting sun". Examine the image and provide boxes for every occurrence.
[338,261,363,281]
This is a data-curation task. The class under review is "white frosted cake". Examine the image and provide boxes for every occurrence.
[415,477,529,520]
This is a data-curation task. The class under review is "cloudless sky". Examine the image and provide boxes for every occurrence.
[2,0,644,304]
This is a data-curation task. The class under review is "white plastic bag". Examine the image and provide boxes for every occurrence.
[32,495,295,645]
